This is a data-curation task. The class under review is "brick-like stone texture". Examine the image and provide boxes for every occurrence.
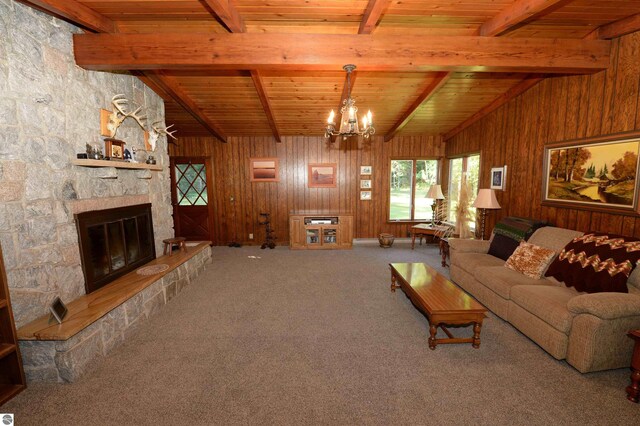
[1,0,174,330]
[19,248,212,383]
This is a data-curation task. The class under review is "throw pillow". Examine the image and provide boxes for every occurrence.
[488,233,520,261]
[545,232,640,293]
[505,241,557,279]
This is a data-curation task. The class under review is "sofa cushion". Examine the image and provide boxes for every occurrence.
[510,285,578,334]
[475,266,555,300]
[454,252,505,275]
[488,233,520,261]
[528,226,583,252]
[546,232,640,294]
[505,241,557,279]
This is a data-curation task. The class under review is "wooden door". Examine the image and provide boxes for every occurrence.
[170,157,215,242]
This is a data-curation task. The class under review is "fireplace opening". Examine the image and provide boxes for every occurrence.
[75,204,156,294]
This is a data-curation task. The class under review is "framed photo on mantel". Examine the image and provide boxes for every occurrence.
[542,130,640,215]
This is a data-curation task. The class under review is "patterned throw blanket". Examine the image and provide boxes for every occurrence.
[545,232,640,293]
[493,217,547,242]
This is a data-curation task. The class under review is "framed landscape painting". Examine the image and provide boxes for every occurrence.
[250,158,279,182]
[308,163,337,188]
[542,131,640,215]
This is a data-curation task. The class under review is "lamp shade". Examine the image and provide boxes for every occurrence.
[473,189,501,209]
[426,184,445,200]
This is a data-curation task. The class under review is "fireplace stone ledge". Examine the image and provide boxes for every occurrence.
[18,244,212,383]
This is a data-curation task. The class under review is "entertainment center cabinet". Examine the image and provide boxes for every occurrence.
[289,212,353,249]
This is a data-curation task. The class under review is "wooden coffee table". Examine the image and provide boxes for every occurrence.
[390,262,487,349]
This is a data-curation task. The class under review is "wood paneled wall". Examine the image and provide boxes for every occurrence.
[445,32,640,237]
[169,135,444,245]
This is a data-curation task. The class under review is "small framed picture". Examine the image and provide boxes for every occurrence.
[49,297,68,324]
[308,163,337,188]
[250,158,279,182]
[491,166,507,190]
[360,165,372,175]
[104,138,126,160]
[360,179,372,189]
[360,190,372,200]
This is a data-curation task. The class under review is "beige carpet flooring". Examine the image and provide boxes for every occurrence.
[5,242,639,425]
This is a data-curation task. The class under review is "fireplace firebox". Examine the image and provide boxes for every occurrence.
[75,204,156,294]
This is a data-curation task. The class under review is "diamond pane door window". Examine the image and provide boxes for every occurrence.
[170,158,214,241]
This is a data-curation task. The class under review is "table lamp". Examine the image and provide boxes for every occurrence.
[426,184,445,226]
[473,189,501,240]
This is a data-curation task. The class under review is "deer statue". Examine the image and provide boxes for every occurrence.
[107,94,147,138]
[147,121,177,151]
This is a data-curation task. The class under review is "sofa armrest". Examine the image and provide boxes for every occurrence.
[448,238,490,254]
[567,293,640,320]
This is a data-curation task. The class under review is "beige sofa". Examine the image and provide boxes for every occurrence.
[449,226,640,373]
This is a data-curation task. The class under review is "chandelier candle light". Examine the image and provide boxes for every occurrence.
[473,189,501,240]
[426,184,445,226]
[325,65,375,140]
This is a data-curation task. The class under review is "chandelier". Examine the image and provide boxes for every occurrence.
[324,64,375,140]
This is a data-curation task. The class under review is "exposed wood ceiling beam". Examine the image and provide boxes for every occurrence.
[136,72,227,143]
[443,75,544,140]
[359,0,391,34]
[73,33,610,74]
[479,0,574,37]
[250,70,281,143]
[16,0,116,33]
[387,1,572,140]
[202,0,246,33]
[384,73,452,142]
[596,13,640,40]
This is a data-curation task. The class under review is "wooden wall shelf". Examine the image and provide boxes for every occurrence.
[73,158,162,171]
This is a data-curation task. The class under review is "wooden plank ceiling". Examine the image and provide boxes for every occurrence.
[22,1,640,141]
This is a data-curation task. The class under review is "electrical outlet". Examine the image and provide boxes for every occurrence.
[249,233,254,240]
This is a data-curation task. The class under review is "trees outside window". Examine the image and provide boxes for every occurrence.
[448,154,480,229]
[389,159,439,221]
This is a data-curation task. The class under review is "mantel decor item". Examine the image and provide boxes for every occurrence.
[542,130,640,215]
[324,65,375,140]
[104,138,126,160]
[426,184,446,226]
[473,188,501,240]
[308,163,337,188]
[490,166,507,190]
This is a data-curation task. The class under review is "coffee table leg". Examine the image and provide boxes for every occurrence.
[390,272,397,292]
[627,368,640,403]
[429,324,437,350]
[411,232,416,250]
[472,322,482,349]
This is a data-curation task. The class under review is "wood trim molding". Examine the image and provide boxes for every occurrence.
[250,70,281,143]
[384,72,452,142]
[596,13,640,40]
[479,0,575,37]
[359,0,391,34]
[443,75,544,140]
[202,0,246,33]
[16,0,116,33]
[72,33,611,74]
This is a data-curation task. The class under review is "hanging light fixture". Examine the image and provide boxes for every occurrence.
[324,64,375,140]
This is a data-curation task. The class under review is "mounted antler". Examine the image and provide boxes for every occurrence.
[147,121,177,151]
[106,94,147,137]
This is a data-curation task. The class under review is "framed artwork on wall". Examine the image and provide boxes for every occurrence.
[360,190,372,200]
[360,179,372,189]
[490,166,507,190]
[250,158,279,182]
[542,130,640,215]
[360,165,372,175]
[308,163,337,188]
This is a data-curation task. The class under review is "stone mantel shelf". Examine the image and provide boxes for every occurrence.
[73,158,162,171]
